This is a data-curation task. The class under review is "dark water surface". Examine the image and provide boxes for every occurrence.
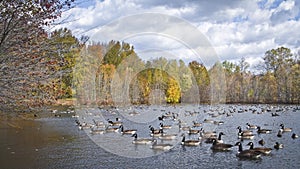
[1,104,300,169]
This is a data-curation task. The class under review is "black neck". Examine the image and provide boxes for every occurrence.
[218,133,222,140]
[238,144,243,151]
[182,136,185,142]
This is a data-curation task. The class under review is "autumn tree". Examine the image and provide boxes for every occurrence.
[209,61,226,104]
[130,68,181,104]
[0,0,75,112]
[263,47,294,103]
[189,61,210,103]
[47,28,80,99]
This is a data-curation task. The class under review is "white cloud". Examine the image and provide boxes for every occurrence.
[54,0,300,68]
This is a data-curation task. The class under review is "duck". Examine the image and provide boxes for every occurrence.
[292,133,298,139]
[258,139,265,146]
[257,126,272,134]
[150,139,173,151]
[274,142,284,149]
[280,124,292,132]
[247,142,272,155]
[235,142,262,159]
[246,123,257,129]
[205,132,225,144]
[210,139,233,151]
[181,135,201,146]
[132,133,155,145]
[119,125,137,135]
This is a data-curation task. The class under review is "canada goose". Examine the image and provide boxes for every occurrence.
[178,119,187,126]
[200,128,217,138]
[237,126,253,135]
[213,121,224,125]
[205,132,225,144]
[188,128,201,135]
[274,142,284,149]
[107,118,122,126]
[258,139,265,146]
[181,135,201,146]
[192,121,202,127]
[257,126,272,134]
[92,119,106,128]
[149,125,160,133]
[150,139,173,151]
[159,133,177,140]
[280,124,292,132]
[149,127,162,137]
[119,125,137,135]
[246,123,257,129]
[132,133,155,145]
[129,111,140,116]
[210,139,233,151]
[239,132,255,140]
[247,142,272,155]
[292,133,298,139]
[277,129,283,137]
[235,142,262,159]
[105,126,119,133]
[157,129,177,140]
[158,115,168,121]
[78,122,93,130]
[178,124,190,131]
[203,119,214,123]
[160,123,172,129]
[90,128,105,135]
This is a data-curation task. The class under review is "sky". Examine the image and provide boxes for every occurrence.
[54,0,300,69]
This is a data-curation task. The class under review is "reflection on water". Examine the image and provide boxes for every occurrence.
[1,104,300,169]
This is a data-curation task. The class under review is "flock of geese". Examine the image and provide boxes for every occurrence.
[74,105,299,160]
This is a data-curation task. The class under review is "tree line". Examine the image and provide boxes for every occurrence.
[1,1,299,112]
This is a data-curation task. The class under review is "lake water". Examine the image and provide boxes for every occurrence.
[1,104,300,169]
